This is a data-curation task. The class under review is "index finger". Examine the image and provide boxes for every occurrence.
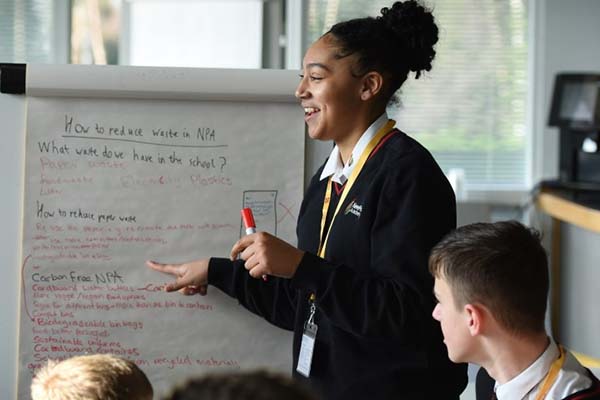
[146,260,182,277]
[229,235,255,260]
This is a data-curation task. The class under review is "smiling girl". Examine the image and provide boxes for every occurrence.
[147,1,467,398]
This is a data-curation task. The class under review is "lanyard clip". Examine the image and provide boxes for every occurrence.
[307,293,316,326]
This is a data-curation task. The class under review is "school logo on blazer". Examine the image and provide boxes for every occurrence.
[344,199,362,218]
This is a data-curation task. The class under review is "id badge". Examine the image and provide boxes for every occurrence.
[296,321,318,377]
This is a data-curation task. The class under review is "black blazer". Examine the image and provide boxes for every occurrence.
[475,367,495,400]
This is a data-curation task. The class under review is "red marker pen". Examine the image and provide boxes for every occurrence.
[241,208,267,281]
[241,207,256,235]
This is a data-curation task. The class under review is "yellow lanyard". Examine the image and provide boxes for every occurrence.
[534,344,566,400]
[317,119,396,258]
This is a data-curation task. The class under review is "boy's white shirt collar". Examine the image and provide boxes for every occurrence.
[495,338,591,399]
[319,112,389,184]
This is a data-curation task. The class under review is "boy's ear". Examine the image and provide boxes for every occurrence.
[464,303,486,336]
[360,71,384,101]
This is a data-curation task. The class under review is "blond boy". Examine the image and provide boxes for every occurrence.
[31,354,153,400]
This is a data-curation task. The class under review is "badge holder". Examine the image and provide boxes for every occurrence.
[296,295,318,377]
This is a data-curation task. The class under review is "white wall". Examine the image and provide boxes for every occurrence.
[537,0,600,359]
[535,0,600,180]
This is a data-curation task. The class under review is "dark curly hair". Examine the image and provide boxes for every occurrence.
[163,370,318,400]
[326,1,439,103]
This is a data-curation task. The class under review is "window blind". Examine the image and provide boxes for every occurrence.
[304,0,529,190]
[0,0,57,63]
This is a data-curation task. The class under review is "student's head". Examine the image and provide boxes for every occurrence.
[164,369,317,400]
[428,221,549,363]
[30,354,153,400]
[295,0,438,142]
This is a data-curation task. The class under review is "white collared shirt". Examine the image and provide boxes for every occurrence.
[495,339,592,400]
[319,112,389,185]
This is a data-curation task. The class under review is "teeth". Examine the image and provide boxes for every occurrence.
[304,107,320,115]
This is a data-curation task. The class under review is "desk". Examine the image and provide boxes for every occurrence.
[536,192,600,233]
[536,190,600,367]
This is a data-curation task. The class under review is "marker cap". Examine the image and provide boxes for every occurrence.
[241,207,256,229]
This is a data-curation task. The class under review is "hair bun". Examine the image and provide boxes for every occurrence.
[379,1,439,78]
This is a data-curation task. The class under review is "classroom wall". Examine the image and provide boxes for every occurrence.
[539,0,600,180]
[540,0,600,358]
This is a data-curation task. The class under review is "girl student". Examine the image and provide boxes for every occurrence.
[148,1,467,398]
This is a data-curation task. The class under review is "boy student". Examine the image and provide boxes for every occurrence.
[30,354,153,400]
[429,221,600,400]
